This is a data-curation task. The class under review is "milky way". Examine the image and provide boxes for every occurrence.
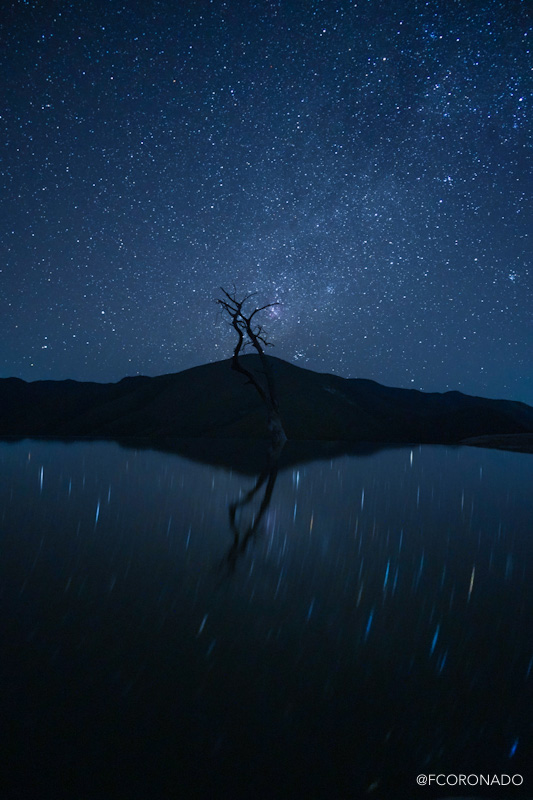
[1,0,531,401]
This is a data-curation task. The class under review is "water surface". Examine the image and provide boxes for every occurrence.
[0,440,531,798]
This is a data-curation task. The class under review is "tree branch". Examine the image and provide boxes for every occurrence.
[217,288,287,446]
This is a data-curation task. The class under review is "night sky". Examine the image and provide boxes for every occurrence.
[1,0,531,403]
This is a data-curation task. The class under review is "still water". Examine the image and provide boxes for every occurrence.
[0,439,532,798]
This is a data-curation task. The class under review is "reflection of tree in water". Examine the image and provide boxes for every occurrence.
[220,441,389,572]
[224,442,282,572]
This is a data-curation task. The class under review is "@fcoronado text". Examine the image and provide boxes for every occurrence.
[417,774,523,787]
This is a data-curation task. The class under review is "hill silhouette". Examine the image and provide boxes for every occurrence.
[0,355,532,445]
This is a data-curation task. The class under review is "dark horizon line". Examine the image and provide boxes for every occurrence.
[0,353,530,407]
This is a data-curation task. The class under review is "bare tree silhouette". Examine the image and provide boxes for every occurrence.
[217,288,287,449]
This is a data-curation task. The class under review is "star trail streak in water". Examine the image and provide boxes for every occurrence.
[1,440,531,796]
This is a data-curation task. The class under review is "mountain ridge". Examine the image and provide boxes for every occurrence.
[0,355,532,445]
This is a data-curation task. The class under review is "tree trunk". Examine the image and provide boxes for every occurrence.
[257,352,287,448]
[267,407,287,451]
[217,289,287,450]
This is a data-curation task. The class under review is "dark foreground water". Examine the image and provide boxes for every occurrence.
[0,439,532,799]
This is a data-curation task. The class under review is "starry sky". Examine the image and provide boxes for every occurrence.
[1,0,531,402]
